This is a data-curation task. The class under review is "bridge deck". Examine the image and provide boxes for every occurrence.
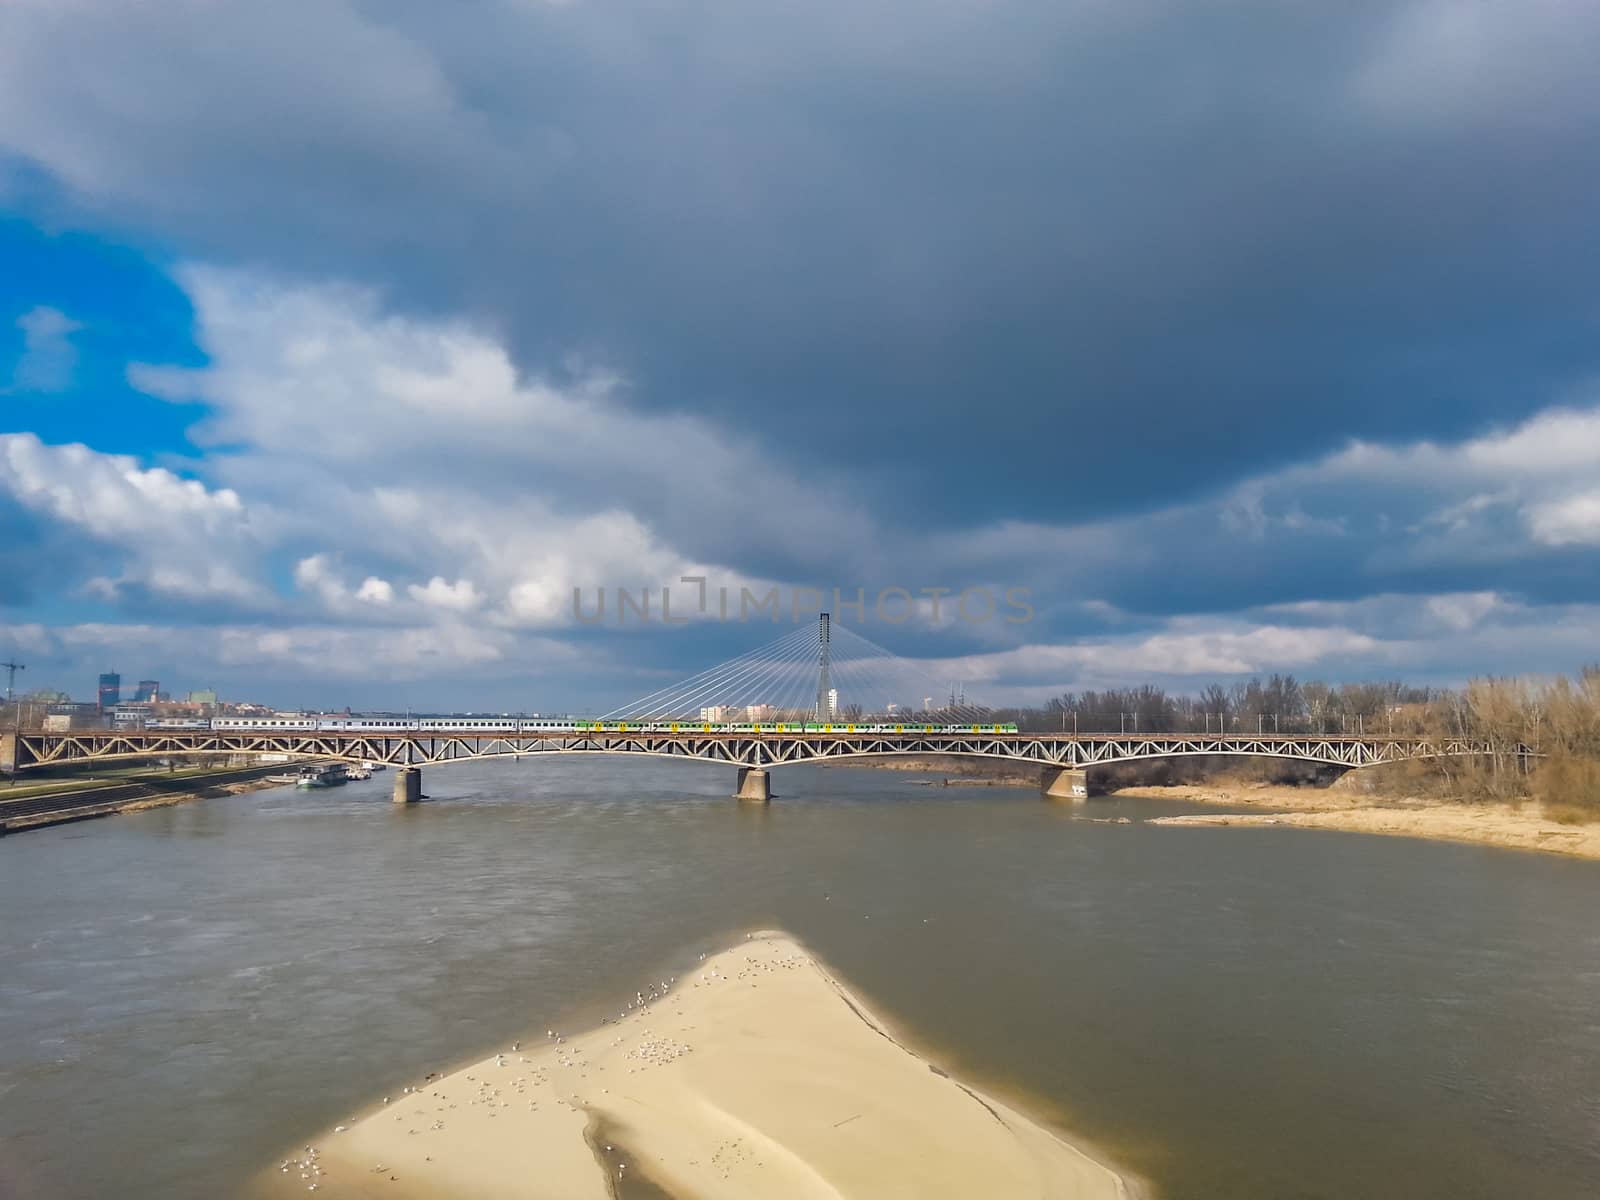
[9,729,1507,772]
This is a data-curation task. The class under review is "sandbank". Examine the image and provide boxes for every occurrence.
[256,931,1132,1199]
[1122,783,1600,860]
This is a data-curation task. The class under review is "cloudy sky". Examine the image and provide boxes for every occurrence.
[2,0,1599,712]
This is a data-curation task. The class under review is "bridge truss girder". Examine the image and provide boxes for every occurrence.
[12,730,1509,773]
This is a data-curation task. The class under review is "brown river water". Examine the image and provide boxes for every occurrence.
[1,756,1597,1199]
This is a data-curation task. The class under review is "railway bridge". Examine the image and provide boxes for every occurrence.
[3,727,1503,802]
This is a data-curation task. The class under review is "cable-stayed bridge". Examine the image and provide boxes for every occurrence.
[4,617,1502,802]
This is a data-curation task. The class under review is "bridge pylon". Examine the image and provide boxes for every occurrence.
[734,766,771,803]
[393,767,422,804]
[815,612,831,721]
[1041,766,1088,801]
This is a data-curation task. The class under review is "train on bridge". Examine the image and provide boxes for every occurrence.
[147,716,1021,735]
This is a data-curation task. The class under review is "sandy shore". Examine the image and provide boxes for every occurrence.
[256,932,1132,1199]
[1121,783,1600,860]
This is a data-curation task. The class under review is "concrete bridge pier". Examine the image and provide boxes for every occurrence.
[393,766,423,804]
[1041,766,1088,801]
[734,766,771,803]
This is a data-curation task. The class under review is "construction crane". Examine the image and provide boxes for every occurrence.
[2,660,22,705]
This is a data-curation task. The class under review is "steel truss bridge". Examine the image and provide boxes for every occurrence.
[5,615,1516,798]
[9,728,1503,775]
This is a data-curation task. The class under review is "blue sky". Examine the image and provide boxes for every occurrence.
[3,0,1600,711]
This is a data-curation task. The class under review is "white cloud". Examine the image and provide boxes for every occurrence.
[1220,486,1349,541]
[9,306,84,393]
[2,619,539,683]
[902,392,1600,631]
[121,267,837,624]
[5,262,1600,704]
[0,267,820,689]
[407,576,482,612]
[1424,592,1500,632]
[1118,398,1600,581]
[0,432,244,535]
[932,622,1383,689]
[293,553,343,602]
[293,554,400,612]
[1315,403,1600,554]
[1257,591,1502,639]
[1525,490,1600,547]
[0,431,268,605]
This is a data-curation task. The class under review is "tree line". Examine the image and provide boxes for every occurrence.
[984,667,1600,820]
[991,674,1439,735]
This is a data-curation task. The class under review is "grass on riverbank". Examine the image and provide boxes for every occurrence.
[1,762,275,802]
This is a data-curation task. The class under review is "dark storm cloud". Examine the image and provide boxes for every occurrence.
[4,0,1599,542]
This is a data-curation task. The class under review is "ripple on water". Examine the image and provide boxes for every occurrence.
[1,757,1598,1200]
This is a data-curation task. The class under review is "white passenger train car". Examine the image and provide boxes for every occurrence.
[207,716,1018,734]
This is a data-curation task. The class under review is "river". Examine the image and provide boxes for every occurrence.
[2,757,1597,1199]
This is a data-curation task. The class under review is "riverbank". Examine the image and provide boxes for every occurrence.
[0,764,298,834]
[1124,782,1600,860]
[257,931,1133,1200]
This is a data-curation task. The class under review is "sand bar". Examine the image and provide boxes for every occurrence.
[256,931,1132,1199]
[1117,783,1600,859]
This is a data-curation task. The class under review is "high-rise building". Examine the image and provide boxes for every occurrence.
[97,672,121,710]
[133,679,160,702]
[188,689,219,708]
